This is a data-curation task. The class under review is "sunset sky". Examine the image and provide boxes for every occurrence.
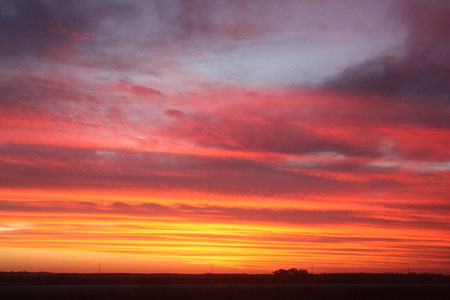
[0,0,449,274]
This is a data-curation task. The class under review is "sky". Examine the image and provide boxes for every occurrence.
[0,0,449,274]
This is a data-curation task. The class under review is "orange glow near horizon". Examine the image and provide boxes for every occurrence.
[1,187,449,274]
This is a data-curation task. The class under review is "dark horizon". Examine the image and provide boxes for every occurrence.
[2,270,449,299]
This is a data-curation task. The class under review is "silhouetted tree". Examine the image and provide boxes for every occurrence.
[298,269,308,276]
[273,269,288,276]
[273,268,308,276]
[287,268,298,275]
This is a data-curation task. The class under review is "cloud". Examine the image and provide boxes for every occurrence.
[0,143,447,207]
[163,88,449,160]
[1,199,448,230]
[164,109,184,118]
[0,144,354,197]
[0,0,90,58]
[322,0,450,105]
[168,112,378,157]
[129,85,163,97]
[49,23,91,42]
[0,0,137,74]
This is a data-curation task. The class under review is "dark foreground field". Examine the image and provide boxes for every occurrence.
[1,283,450,300]
[1,272,449,299]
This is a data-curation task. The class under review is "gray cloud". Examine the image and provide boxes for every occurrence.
[322,0,450,107]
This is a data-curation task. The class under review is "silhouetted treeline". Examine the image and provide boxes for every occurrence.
[0,271,448,285]
[273,268,308,276]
